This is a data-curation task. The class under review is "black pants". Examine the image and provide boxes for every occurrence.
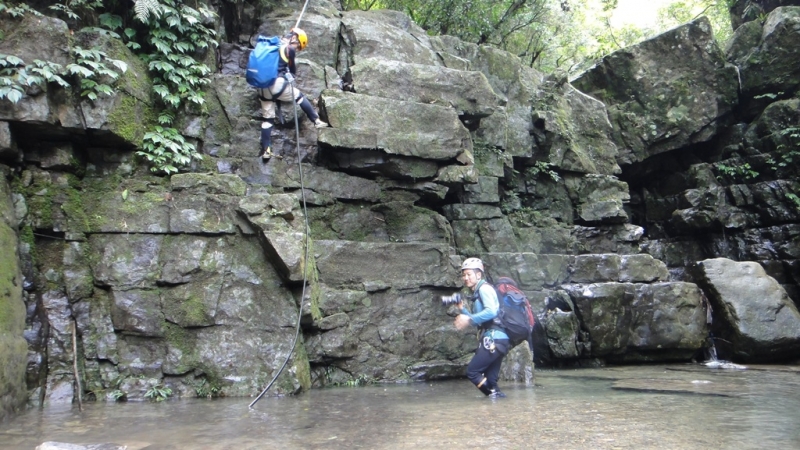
[466,337,509,393]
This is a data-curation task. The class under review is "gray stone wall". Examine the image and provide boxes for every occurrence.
[0,165,27,421]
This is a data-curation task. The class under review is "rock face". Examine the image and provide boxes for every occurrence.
[2,0,800,410]
[695,258,800,362]
[572,17,738,165]
[0,166,27,420]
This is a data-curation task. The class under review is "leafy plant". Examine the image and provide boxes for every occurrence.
[137,126,202,175]
[139,0,216,110]
[786,192,800,212]
[716,160,758,182]
[109,389,126,401]
[194,379,223,398]
[0,1,42,19]
[0,55,71,103]
[130,0,216,173]
[525,160,561,182]
[67,46,127,100]
[49,0,101,21]
[144,384,173,402]
[342,374,374,387]
[500,190,521,214]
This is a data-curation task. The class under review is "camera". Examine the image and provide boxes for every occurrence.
[441,293,462,306]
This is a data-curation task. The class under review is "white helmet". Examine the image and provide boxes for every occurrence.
[461,257,484,272]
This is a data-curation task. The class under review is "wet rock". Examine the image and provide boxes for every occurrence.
[471,45,544,157]
[499,343,534,385]
[451,217,519,254]
[314,240,457,289]
[90,235,163,289]
[0,172,26,420]
[695,258,800,362]
[326,149,440,181]
[110,289,165,337]
[461,176,500,204]
[544,309,581,359]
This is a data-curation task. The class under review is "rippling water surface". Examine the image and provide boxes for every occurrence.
[2,364,798,450]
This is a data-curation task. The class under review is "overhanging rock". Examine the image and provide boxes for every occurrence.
[572,17,738,165]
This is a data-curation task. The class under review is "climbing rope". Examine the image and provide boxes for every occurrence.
[249,0,314,408]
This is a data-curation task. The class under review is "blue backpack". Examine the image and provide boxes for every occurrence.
[246,35,282,88]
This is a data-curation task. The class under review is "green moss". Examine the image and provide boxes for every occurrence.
[61,185,93,232]
[163,322,198,373]
[291,343,312,392]
[107,94,156,146]
[306,238,322,322]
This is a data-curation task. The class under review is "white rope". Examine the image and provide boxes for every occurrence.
[249,0,314,406]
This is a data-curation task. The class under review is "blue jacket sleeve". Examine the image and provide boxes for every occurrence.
[465,284,499,326]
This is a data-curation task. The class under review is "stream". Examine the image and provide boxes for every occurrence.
[2,364,798,449]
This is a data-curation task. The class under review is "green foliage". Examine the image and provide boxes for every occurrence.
[657,0,733,44]
[49,0,102,21]
[137,126,202,175]
[134,0,161,22]
[137,0,216,109]
[129,0,216,174]
[109,389,126,401]
[786,192,800,212]
[0,55,70,103]
[500,190,520,214]
[0,1,42,19]
[716,159,759,182]
[194,379,223,398]
[67,46,127,100]
[144,384,173,402]
[525,161,560,182]
[768,127,800,177]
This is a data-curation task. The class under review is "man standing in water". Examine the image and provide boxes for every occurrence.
[453,258,509,398]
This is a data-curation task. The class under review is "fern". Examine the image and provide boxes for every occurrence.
[134,0,161,22]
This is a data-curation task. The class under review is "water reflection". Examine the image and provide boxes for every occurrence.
[2,365,798,449]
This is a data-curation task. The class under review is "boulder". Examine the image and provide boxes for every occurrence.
[563,282,707,361]
[533,78,620,175]
[349,57,504,118]
[471,45,544,157]
[319,90,472,161]
[695,258,800,362]
[572,18,738,164]
[564,174,630,224]
[340,10,441,66]
[727,6,800,115]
